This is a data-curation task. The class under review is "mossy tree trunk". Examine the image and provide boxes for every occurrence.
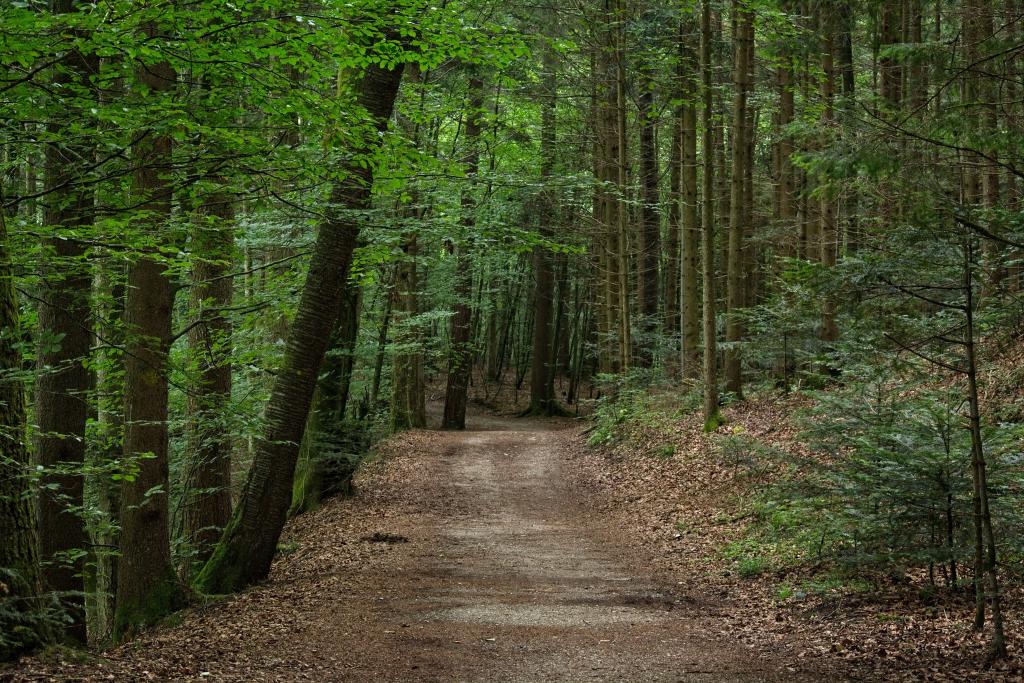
[291,281,362,516]
[86,260,124,643]
[194,56,405,595]
[390,233,428,431]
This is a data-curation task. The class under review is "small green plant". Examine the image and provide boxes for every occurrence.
[737,556,768,578]
[653,443,675,459]
[703,411,724,432]
[586,380,651,447]
[275,541,301,557]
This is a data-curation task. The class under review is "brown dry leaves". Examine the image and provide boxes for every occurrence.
[564,389,1024,682]
[1,432,438,683]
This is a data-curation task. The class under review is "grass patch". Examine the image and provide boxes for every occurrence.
[652,443,675,459]
[738,556,768,578]
[275,541,301,557]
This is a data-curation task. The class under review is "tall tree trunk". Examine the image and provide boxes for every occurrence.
[443,72,483,429]
[528,36,558,414]
[680,17,701,379]
[665,104,681,359]
[598,9,618,374]
[113,27,184,638]
[181,190,234,578]
[194,56,405,596]
[33,0,97,643]
[776,22,796,244]
[837,0,858,253]
[819,23,839,343]
[615,0,632,371]
[636,64,660,367]
[725,0,752,398]
[701,0,721,429]
[0,203,47,661]
[880,0,902,108]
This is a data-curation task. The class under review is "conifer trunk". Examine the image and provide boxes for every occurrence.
[637,64,660,367]
[680,17,701,379]
[701,0,721,428]
[819,22,839,343]
[725,0,752,398]
[528,36,558,414]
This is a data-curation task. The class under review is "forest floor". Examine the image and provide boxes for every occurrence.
[4,404,825,683]
[564,386,1024,683]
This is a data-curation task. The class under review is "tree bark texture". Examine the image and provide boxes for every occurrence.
[114,29,184,638]
[194,56,405,595]
[33,0,98,642]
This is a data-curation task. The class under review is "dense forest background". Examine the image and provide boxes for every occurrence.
[2,0,1024,670]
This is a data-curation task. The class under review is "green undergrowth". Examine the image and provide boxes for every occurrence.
[585,375,1005,600]
[587,372,702,452]
[290,412,389,517]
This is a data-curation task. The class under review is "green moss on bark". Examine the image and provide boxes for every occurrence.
[191,512,247,596]
[112,572,185,641]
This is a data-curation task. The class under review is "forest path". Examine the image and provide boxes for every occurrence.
[6,409,814,682]
[324,410,807,682]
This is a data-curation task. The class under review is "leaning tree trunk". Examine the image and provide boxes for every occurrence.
[34,0,97,643]
[290,279,362,517]
[0,203,48,661]
[194,57,406,596]
[113,27,185,639]
[442,73,484,430]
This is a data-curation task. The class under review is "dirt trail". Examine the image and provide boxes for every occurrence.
[5,411,817,682]
[366,415,807,682]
